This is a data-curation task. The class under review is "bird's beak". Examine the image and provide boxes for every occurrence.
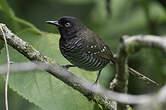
[46,20,60,27]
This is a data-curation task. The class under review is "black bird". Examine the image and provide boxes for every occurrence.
[46,16,158,85]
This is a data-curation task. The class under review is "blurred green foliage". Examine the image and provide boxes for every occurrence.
[0,0,166,110]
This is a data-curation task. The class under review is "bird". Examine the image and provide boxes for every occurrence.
[46,16,158,85]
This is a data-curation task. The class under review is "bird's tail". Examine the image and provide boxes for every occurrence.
[128,67,159,86]
[110,56,158,86]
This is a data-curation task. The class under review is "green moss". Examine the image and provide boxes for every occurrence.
[126,105,133,110]
[93,95,116,110]
[125,41,141,54]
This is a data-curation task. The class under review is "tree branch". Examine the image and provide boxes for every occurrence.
[110,35,166,109]
[124,35,166,54]
[123,35,166,109]
[115,38,129,93]
[1,62,166,110]
[0,62,153,104]
[114,37,129,110]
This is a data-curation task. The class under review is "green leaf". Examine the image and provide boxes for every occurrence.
[0,0,14,17]
[0,0,41,34]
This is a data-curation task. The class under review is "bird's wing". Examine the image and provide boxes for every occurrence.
[81,29,115,63]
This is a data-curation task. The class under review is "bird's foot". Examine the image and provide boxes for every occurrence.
[91,81,98,93]
[61,65,75,70]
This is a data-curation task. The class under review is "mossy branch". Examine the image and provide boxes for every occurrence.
[114,37,129,110]
[124,35,166,54]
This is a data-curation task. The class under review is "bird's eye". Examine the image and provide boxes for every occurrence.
[64,22,71,28]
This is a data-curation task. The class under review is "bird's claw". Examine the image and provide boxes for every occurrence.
[62,65,70,70]
[61,65,75,70]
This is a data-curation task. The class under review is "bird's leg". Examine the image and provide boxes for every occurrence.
[62,64,76,70]
[87,69,103,101]
[93,69,102,85]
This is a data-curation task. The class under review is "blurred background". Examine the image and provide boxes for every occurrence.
[0,0,166,110]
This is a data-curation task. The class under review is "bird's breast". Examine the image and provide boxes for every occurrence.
[59,38,109,71]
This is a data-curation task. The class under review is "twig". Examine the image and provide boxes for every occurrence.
[124,35,166,54]
[0,62,43,73]
[128,67,159,85]
[114,38,129,93]
[0,25,10,110]
[113,37,129,110]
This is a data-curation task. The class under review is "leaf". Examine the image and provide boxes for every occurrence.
[0,0,41,34]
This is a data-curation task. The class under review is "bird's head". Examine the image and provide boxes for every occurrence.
[46,16,85,38]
